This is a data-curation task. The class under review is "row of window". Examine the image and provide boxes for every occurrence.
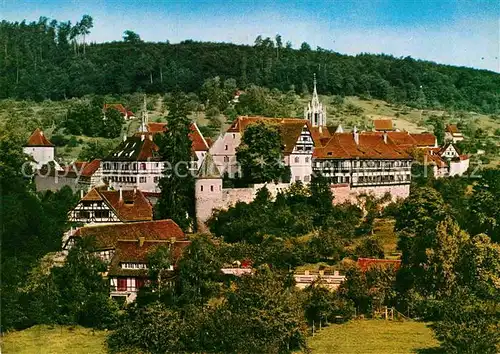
[103,162,160,171]
[293,156,311,163]
[356,174,410,183]
[200,185,222,192]
[294,175,311,182]
[115,278,145,292]
[75,210,111,219]
[107,176,159,184]
[121,262,148,269]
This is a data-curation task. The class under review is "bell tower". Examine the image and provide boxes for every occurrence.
[304,74,326,127]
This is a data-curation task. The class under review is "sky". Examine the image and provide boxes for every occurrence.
[1,0,499,72]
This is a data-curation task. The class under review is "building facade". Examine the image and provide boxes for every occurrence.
[69,187,153,225]
[24,128,61,170]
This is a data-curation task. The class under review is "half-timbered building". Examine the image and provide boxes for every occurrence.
[69,187,152,225]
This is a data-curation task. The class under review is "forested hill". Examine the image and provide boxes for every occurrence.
[1,17,499,114]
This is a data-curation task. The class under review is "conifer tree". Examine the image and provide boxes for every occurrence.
[154,91,194,231]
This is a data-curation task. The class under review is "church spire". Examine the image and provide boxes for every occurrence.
[312,73,319,103]
[304,73,326,127]
[138,95,149,133]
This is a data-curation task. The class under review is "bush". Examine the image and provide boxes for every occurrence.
[50,134,69,147]
[432,294,500,354]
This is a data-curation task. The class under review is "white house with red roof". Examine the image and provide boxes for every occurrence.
[104,103,135,120]
[445,124,464,143]
[101,118,210,193]
[24,128,61,170]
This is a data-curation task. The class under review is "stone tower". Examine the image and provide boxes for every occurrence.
[195,152,223,232]
[304,74,327,127]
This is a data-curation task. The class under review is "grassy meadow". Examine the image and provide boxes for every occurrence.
[306,319,441,354]
[1,325,108,354]
[2,320,440,354]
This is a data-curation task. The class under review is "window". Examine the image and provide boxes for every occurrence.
[224,156,229,162]
[117,278,127,291]
[225,145,228,150]
[232,134,236,139]
[140,163,146,170]
[304,175,310,182]
[305,146,312,151]
[154,176,159,183]
[294,156,300,163]
[136,278,145,289]
[305,157,310,163]
[139,177,147,183]
[210,185,214,192]
[201,185,204,192]
[95,210,109,219]
[295,176,300,181]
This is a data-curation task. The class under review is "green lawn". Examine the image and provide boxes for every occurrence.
[307,319,441,354]
[1,325,108,354]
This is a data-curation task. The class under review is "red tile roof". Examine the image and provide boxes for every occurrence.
[25,128,54,147]
[144,122,210,152]
[410,133,436,147]
[65,159,101,177]
[104,104,134,117]
[373,119,394,131]
[446,124,460,134]
[106,135,161,162]
[357,258,401,272]
[313,133,411,160]
[107,238,191,276]
[309,126,332,147]
[80,187,153,222]
[228,116,312,155]
[72,219,185,250]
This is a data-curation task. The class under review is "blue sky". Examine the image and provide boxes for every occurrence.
[1,0,499,72]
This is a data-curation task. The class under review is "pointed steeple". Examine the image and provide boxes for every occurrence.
[197,153,221,179]
[304,74,326,127]
[312,73,319,105]
[138,95,149,133]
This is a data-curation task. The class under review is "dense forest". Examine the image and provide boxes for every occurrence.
[0,16,499,114]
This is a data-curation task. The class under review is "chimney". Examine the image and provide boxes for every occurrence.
[139,237,145,247]
[148,134,153,141]
[80,189,84,199]
[353,126,359,145]
[119,188,123,201]
[383,131,388,144]
[141,134,145,141]
[40,130,44,136]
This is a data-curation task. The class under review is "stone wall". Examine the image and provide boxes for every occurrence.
[331,183,410,204]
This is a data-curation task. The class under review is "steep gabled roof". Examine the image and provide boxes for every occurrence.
[25,128,54,147]
[72,219,185,250]
[79,187,153,222]
[373,119,394,131]
[227,116,311,155]
[144,122,210,152]
[107,238,191,276]
[197,153,221,179]
[105,135,160,162]
[104,104,134,117]
[446,124,461,134]
[65,159,101,177]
